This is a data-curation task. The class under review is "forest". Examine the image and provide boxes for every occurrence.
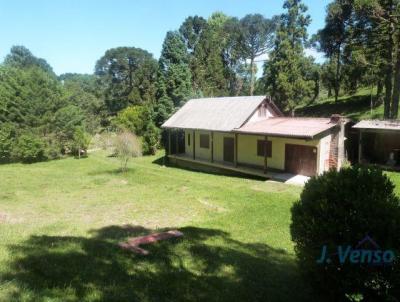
[0,0,399,163]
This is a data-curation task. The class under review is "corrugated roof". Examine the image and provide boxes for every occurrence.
[162,96,266,131]
[234,117,337,139]
[353,120,400,131]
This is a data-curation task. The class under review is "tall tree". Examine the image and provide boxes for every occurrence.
[316,1,353,103]
[158,31,193,107]
[354,0,400,118]
[179,16,208,54]
[4,45,55,75]
[190,12,233,96]
[238,14,277,95]
[60,73,105,133]
[95,47,158,114]
[263,0,313,114]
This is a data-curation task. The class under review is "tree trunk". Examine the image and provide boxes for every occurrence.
[376,80,383,104]
[391,31,400,119]
[334,47,341,103]
[328,85,332,98]
[249,57,255,96]
[384,21,394,119]
[312,77,319,102]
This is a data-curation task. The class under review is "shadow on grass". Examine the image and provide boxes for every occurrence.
[2,225,318,301]
[297,94,380,120]
[87,167,136,176]
[152,156,267,182]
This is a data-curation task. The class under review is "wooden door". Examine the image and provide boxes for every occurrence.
[285,144,317,176]
[223,137,234,163]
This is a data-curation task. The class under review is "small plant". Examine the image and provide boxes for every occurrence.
[113,131,142,171]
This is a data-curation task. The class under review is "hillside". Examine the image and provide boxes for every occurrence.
[296,88,384,121]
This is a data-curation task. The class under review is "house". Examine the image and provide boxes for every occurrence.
[161,96,347,178]
[353,120,400,170]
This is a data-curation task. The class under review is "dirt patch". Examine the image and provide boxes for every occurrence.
[179,186,189,192]
[198,198,227,212]
[0,212,22,224]
[107,179,128,186]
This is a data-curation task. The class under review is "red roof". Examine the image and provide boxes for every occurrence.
[235,117,337,139]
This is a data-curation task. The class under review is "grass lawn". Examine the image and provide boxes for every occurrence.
[0,151,399,301]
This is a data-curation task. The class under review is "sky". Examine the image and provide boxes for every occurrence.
[0,0,331,76]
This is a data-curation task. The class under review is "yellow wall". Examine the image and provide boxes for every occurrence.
[184,130,193,157]
[237,134,319,170]
[213,132,234,162]
[182,130,328,174]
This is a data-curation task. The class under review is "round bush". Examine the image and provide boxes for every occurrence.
[291,166,400,301]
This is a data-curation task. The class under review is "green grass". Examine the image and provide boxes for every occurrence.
[0,151,311,301]
[0,152,399,301]
[297,87,384,121]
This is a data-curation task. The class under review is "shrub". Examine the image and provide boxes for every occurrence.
[113,131,142,171]
[13,133,46,163]
[113,105,145,134]
[0,123,16,163]
[71,127,91,158]
[291,166,400,301]
[142,122,160,155]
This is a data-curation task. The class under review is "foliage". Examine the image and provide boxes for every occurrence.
[179,16,208,53]
[113,105,147,135]
[53,105,86,151]
[12,133,46,163]
[291,166,400,300]
[263,0,314,114]
[60,73,104,133]
[95,47,158,114]
[190,12,233,97]
[314,1,353,103]
[158,31,193,107]
[4,45,55,75]
[0,123,16,163]
[72,127,91,158]
[113,131,142,171]
[238,14,277,95]
[142,122,160,155]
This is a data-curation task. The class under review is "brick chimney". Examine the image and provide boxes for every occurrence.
[330,114,342,124]
[329,114,346,170]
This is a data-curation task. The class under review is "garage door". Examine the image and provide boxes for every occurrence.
[285,144,317,176]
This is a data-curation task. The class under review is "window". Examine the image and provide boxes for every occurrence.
[257,140,272,157]
[200,134,210,149]
[188,133,190,146]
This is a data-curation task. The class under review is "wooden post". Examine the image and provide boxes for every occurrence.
[264,135,268,174]
[193,130,196,160]
[358,130,363,163]
[211,131,214,163]
[168,129,171,155]
[234,133,238,167]
[175,129,179,155]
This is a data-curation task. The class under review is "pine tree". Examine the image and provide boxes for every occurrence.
[158,31,192,107]
[263,0,313,114]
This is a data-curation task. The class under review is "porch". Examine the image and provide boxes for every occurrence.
[167,153,310,186]
[355,121,400,171]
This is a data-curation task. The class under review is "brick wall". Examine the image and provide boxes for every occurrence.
[329,131,339,169]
